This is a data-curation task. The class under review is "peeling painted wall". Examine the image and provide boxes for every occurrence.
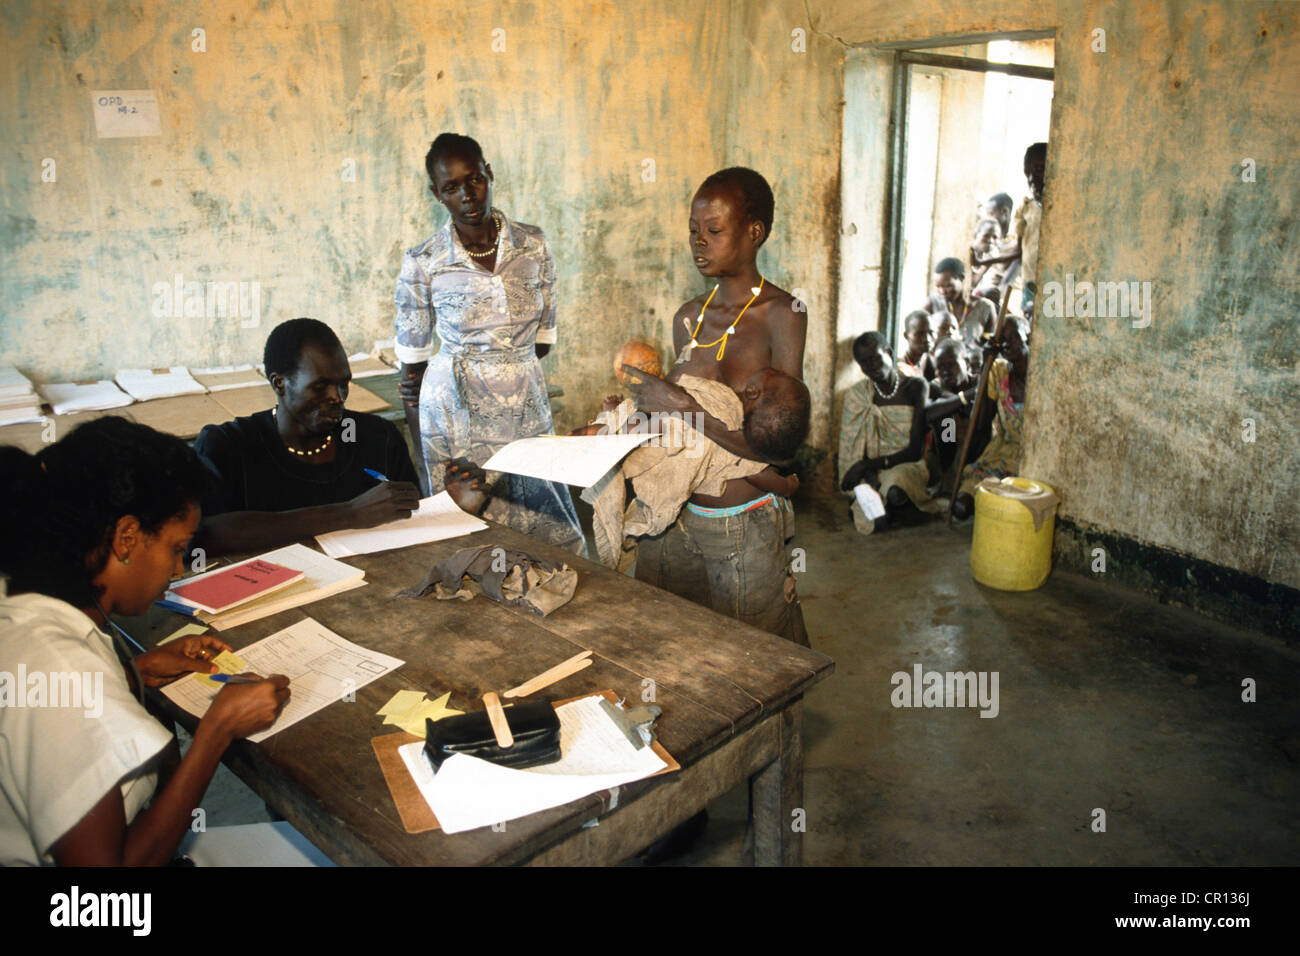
[1022,1,1300,590]
[0,0,841,448]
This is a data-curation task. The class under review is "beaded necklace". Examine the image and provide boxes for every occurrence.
[462,212,503,259]
[686,278,764,361]
[272,406,334,457]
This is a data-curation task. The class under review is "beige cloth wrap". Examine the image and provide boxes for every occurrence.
[581,375,769,570]
[838,378,944,535]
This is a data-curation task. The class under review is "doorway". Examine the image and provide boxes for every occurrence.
[883,38,1055,350]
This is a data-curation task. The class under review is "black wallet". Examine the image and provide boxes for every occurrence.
[424,700,562,771]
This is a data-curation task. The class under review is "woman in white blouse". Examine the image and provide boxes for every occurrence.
[0,417,289,866]
[395,133,585,554]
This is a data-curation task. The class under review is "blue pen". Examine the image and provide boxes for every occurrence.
[208,674,261,684]
[364,468,389,482]
[154,599,196,617]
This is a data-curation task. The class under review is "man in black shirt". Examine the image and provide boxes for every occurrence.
[194,318,485,555]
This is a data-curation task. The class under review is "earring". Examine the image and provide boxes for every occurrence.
[119,552,131,565]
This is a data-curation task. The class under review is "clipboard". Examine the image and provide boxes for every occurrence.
[370,689,680,834]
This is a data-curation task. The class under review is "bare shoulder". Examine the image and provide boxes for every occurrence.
[758,282,806,330]
[670,296,704,346]
[672,293,706,328]
[759,281,797,313]
[676,290,710,315]
[756,281,807,376]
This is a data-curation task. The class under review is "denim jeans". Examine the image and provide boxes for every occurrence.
[634,496,809,647]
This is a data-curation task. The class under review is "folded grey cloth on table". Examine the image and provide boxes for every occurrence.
[398,544,578,617]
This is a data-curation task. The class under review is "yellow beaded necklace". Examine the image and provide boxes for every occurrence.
[687,277,765,361]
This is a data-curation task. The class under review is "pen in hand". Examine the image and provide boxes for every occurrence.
[363,468,389,482]
[208,674,263,684]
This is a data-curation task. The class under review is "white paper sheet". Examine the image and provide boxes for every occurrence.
[91,90,162,138]
[346,352,396,378]
[162,617,404,743]
[315,492,487,558]
[482,434,653,488]
[114,367,206,401]
[0,366,39,401]
[854,482,887,520]
[397,696,668,834]
[0,406,44,426]
[189,364,265,391]
[38,380,133,415]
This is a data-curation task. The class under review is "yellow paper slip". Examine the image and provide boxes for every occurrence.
[377,689,426,717]
[382,691,463,737]
[194,649,250,687]
[158,622,211,646]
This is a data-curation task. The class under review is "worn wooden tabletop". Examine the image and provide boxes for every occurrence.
[148,521,834,865]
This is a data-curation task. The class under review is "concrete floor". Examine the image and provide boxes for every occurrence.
[200,492,1300,865]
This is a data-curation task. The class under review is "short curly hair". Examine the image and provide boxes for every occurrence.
[697,167,775,245]
[263,318,342,379]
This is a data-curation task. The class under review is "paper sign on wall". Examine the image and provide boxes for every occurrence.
[92,90,162,138]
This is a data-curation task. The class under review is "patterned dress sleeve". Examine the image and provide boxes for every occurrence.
[534,232,557,346]
[394,250,435,365]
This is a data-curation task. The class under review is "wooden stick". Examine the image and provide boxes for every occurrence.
[945,291,1013,525]
[503,650,594,699]
[482,691,514,748]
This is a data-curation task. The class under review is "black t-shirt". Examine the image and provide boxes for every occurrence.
[193,410,419,515]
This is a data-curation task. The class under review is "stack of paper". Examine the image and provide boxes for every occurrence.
[396,695,669,834]
[377,689,463,736]
[190,364,267,392]
[0,366,44,426]
[348,352,397,379]
[114,367,206,402]
[166,557,304,615]
[38,380,133,415]
[315,492,488,558]
[192,543,366,631]
[162,617,404,743]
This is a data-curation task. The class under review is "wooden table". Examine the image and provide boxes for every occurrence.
[144,522,834,866]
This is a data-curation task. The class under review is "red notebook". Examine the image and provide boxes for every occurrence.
[168,559,304,615]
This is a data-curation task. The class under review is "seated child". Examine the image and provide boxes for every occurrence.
[580,369,807,570]
[924,338,982,489]
[898,310,936,381]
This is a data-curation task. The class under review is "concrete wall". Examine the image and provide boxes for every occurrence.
[0,0,840,447]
